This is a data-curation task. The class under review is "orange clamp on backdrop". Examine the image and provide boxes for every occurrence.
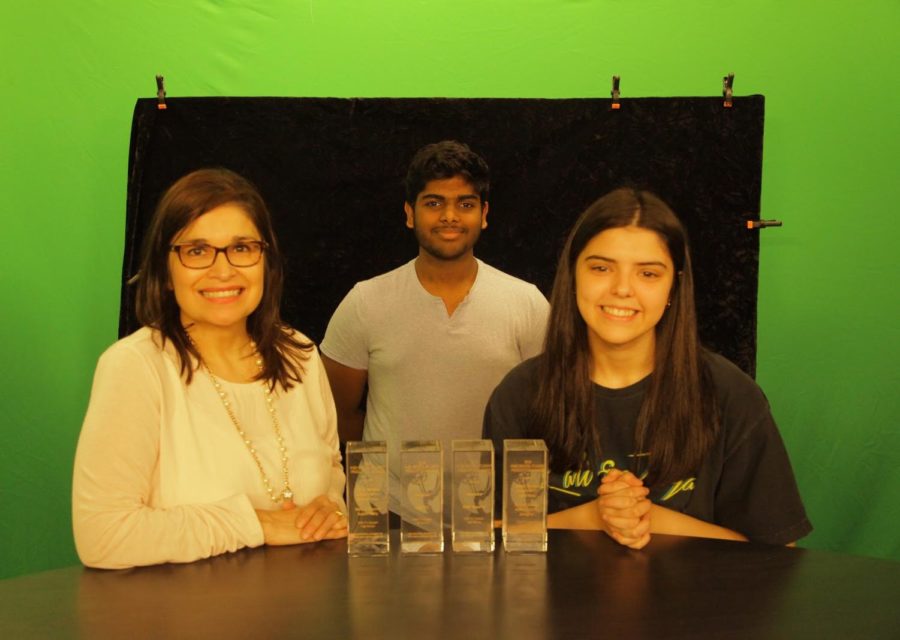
[746,219,783,229]
[156,75,167,110]
[723,72,734,108]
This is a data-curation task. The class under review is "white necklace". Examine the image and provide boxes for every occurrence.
[202,349,294,505]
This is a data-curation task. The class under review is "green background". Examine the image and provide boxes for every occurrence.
[1,1,897,579]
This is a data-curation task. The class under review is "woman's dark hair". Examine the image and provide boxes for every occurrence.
[133,168,312,389]
[534,187,718,487]
[404,140,490,204]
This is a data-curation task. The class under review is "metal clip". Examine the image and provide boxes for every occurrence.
[723,72,734,108]
[746,219,783,229]
[156,74,167,110]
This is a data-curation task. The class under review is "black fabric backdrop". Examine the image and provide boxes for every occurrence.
[122,97,764,375]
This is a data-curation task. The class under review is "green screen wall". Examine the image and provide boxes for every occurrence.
[1,1,898,579]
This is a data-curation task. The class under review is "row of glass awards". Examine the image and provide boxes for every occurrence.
[345,439,548,555]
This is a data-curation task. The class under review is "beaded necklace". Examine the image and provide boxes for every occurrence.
[202,346,294,505]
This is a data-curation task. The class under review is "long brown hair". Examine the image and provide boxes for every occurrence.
[133,168,312,389]
[534,188,719,486]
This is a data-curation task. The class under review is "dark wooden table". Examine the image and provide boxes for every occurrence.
[2,530,898,639]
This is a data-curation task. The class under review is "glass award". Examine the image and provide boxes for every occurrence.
[502,439,548,552]
[451,439,495,552]
[400,440,444,553]
[345,441,390,555]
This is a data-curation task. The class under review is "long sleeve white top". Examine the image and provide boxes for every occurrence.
[72,327,345,569]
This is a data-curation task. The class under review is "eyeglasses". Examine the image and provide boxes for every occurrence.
[170,240,267,269]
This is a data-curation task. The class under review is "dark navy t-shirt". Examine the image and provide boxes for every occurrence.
[483,352,812,545]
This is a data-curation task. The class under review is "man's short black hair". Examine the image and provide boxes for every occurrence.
[404,140,490,204]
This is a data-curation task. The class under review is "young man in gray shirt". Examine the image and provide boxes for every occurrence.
[320,140,549,515]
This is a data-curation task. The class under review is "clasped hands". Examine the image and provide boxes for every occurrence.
[255,495,348,546]
[596,469,652,549]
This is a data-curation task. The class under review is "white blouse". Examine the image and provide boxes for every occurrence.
[73,327,345,569]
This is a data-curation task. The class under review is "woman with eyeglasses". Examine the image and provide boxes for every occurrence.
[73,168,347,569]
[484,188,811,548]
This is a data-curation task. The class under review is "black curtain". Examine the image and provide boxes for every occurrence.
[122,96,764,375]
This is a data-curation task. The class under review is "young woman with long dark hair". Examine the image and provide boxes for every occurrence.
[484,188,811,548]
[73,169,347,568]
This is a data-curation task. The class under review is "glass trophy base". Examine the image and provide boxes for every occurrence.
[452,532,495,553]
[347,533,390,556]
[400,530,444,553]
[400,541,444,553]
[502,531,547,553]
